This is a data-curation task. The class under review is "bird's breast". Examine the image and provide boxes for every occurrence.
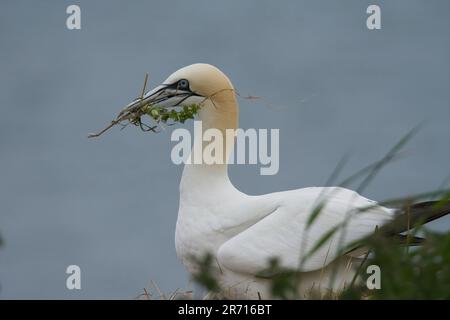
[175,206,232,272]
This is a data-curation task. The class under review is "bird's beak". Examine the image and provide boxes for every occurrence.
[122,83,201,115]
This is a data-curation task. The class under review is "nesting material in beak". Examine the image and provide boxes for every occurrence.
[88,74,201,138]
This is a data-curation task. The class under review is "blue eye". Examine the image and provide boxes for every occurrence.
[178,79,189,90]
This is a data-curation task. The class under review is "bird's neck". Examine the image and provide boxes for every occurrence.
[180,95,239,192]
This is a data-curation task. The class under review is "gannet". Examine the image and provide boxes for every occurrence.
[125,63,450,299]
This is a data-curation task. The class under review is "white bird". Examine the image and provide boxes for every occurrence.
[126,63,450,299]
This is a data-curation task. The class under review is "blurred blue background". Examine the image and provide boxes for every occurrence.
[0,0,449,298]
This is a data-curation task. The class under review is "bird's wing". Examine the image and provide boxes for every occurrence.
[217,187,395,274]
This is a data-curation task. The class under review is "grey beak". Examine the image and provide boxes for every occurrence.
[122,84,198,116]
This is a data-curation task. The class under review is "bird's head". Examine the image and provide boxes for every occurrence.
[122,64,238,132]
[165,63,235,102]
[136,63,237,112]
[88,64,239,139]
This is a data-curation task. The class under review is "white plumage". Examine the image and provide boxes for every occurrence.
[141,63,397,299]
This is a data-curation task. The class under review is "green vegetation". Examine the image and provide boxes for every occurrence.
[342,230,450,299]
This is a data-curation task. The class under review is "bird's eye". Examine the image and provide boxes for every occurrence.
[178,79,189,90]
